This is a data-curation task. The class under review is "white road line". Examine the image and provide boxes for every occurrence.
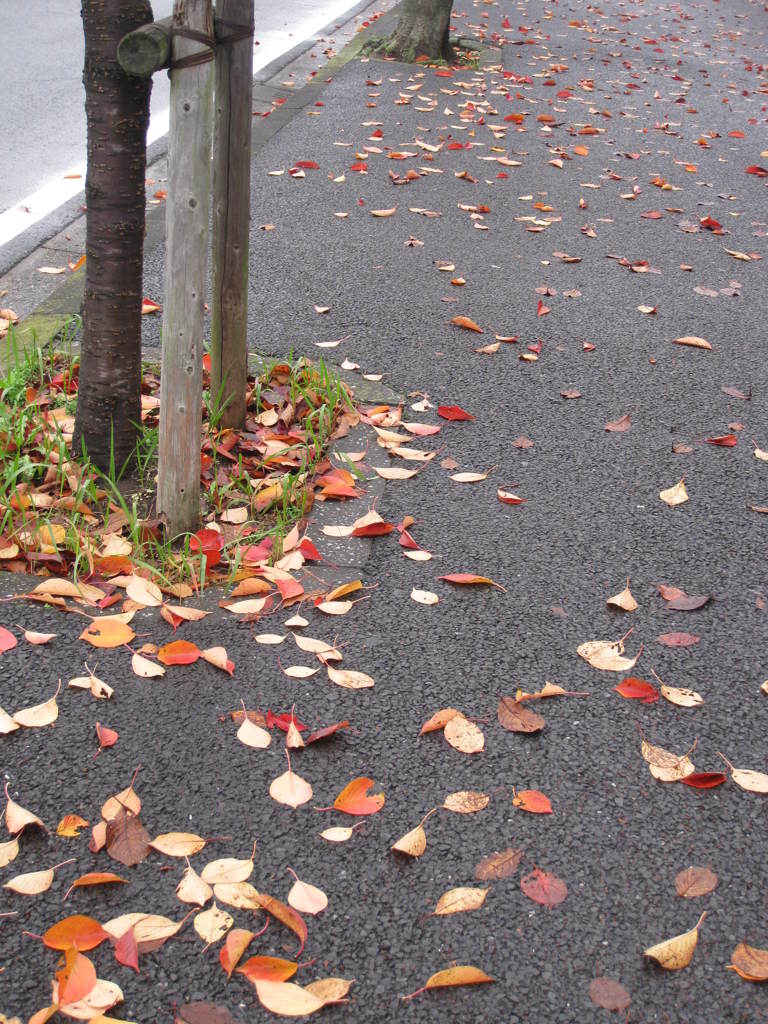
[0,0,366,251]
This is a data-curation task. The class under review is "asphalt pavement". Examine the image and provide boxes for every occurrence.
[2,0,768,1021]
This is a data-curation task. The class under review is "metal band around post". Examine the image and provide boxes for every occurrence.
[169,26,215,70]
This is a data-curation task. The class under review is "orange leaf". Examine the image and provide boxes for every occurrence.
[438,573,506,592]
[237,954,297,984]
[451,315,484,333]
[157,640,201,666]
[220,928,255,978]
[513,789,552,814]
[43,914,110,951]
[333,777,385,816]
[56,948,97,1005]
[79,618,135,648]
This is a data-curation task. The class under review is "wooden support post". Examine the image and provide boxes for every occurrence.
[210,0,253,430]
[157,0,215,538]
[117,15,172,76]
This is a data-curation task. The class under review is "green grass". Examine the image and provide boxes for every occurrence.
[0,333,349,590]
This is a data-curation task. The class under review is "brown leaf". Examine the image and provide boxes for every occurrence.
[520,868,567,907]
[475,848,523,881]
[497,696,545,733]
[605,413,631,432]
[675,866,718,898]
[442,791,490,814]
[644,912,707,969]
[673,335,712,350]
[105,809,150,867]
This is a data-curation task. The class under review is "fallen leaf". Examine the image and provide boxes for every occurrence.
[391,809,435,858]
[437,405,474,421]
[333,777,385,816]
[657,632,700,647]
[319,826,360,843]
[105,809,150,866]
[158,640,201,666]
[644,912,706,970]
[270,754,313,808]
[450,469,492,483]
[475,848,522,881]
[253,980,324,1017]
[219,929,254,978]
[497,697,545,733]
[80,618,135,648]
[521,868,567,907]
[664,594,712,611]
[286,870,327,916]
[402,966,494,999]
[194,902,233,945]
[200,848,255,885]
[150,832,206,858]
[176,865,213,906]
[4,865,58,894]
[444,714,485,753]
[411,588,439,605]
[660,479,689,506]
[13,680,60,727]
[718,752,768,793]
[442,791,490,814]
[673,335,712,351]
[371,207,397,217]
[680,772,727,789]
[253,893,307,954]
[577,632,642,671]
[56,948,97,1006]
[43,915,109,951]
[728,942,768,982]
[675,866,718,898]
[589,977,631,1012]
[303,977,354,1002]
[4,784,46,834]
[237,955,297,985]
[433,887,488,916]
[451,315,483,333]
[438,573,505,592]
[605,414,631,432]
[642,737,696,782]
[131,652,165,678]
[660,685,704,708]
[606,580,639,612]
[0,836,20,867]
[613,678,659,703]
[513,790,552,814]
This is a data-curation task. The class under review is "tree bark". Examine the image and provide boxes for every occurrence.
[385,0,454,62]
[73,0,153,473]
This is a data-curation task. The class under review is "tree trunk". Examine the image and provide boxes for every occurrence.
[385,0,454,62]
[73,0,153,473]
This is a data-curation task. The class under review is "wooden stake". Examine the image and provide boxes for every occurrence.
[210,0,253,429]
[157,0,215,537]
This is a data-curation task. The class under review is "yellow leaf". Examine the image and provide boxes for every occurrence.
[644,912,706,969]
[642,737,696,782]
[442,790,490,813]
[443,714,484,754]
[80,618,135,648]
[175,865,213,906]
[606,579,638,612]
[327,666,374,689]
[391,809,435,858]
[370,207,397,217]
[4,866,55,895]
[0,836,20,867]
[660,685,704,708]
[403,965,495,999]
[213,881,261,910]
[125,576,163,607]
[433,887,488,916]
[194,902,233,945]
[577,632,641,672]
[411,588,438,605]
[270,760,313,808]
[237,715,272,749]
[303,977,354,1002]
[200,849,255,884]
[150,832,206,857]
[718,752,768,793]
[660,478,689,506]
[287,874,328,916]
[254,980,324,1017]
[12,680,60,728]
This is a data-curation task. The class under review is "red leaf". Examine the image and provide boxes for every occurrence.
[706,434,738,447]
[294,160,319,169]
[298,538,322,561]
[190,529,223,554]
[158,640,201,666]
[657,632,700,647]
[304,720,349,745]
[520,868,567,907]
[700,216,722,230]
[613,678,659,703]
[536,299,551,316]
[266,711,308,733]
[276,578,304,602]
[721,386,751,400]
[0,626,17,653]
[95,722,119,750]
[437,405,474,421]
[56,949,97,1005]
[665,594,711,611]
[351,522,395,537]
[680,772,727,789]
[350,162,368,172]
[745,165,768,177]
[114,926,140,972]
